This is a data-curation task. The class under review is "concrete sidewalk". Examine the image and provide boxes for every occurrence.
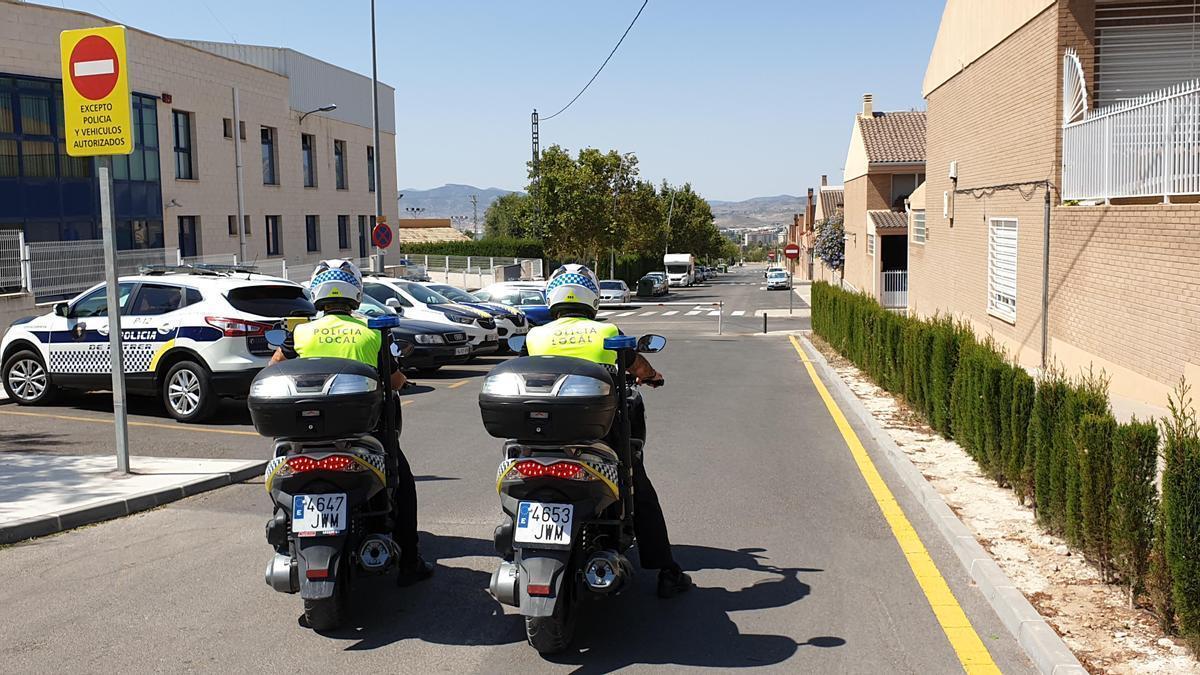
[0,453,264,544]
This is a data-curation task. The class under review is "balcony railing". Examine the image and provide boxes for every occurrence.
[881,269,908,310]
[1062,79,1200,201]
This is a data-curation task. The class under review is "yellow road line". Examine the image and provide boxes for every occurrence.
[446,380,470,389]
[0,408,260,437]
[401,399,414,406]
[788,335,1000,674]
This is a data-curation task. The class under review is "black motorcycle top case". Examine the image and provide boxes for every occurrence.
[479,355,617,442]
[248,357,383,440]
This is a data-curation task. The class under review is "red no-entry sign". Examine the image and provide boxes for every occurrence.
[69,34,120,100]
[784,243,800,260]
[372,222,393,249]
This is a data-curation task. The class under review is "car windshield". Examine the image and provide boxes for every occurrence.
[225,285,315,317]
[398,282,450,305]
[769,272,788,279]
[666,264,690,274]
[485,287,545,306]
[599,281,624,290]
[429,285,478,303]
[357,294,393,317]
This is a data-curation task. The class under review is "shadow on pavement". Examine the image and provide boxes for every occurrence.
[49,391,254,426]
[548,545,830,671]
[0,430,75,452]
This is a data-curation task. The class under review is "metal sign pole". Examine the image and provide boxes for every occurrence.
[232,87,247,263]
[98,157,130,473]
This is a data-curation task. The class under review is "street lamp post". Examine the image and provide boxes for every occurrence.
[369,0,385,273]
[298,103,338,124]
[406,207,426,218]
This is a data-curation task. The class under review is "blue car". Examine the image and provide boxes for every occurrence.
[474,283,552,326]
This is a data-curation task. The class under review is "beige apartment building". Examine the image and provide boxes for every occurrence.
[0,0,397,277]
[839,96,925,306]
[911,0,1200,413]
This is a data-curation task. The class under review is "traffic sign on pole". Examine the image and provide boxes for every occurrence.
[372,221,393,249]
[60,26,133,474]
[60,26,133,157]
[784,243,801,260]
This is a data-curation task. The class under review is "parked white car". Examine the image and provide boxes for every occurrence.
[766,270,792,290]
[363,277,499,355]
[419,282,529,343]
[598,280,631,305]
[1,267,312,421]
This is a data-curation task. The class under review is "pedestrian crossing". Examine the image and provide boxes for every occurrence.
[595,306,800,321]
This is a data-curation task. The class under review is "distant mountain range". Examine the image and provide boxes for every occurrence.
[708,194,805,230]
[397,184,803,231]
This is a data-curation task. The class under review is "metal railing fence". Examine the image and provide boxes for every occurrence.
[881,269,908,310]
[0,230,21,292]
[1063,79,1200,201]
[28,241,166,298]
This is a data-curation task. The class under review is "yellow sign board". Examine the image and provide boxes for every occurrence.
[59,26,133,157]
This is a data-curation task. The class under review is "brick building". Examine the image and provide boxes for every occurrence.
[910,0,1200,413]
[839,95,925,304]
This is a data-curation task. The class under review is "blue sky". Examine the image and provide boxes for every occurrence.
[48,1,944,201]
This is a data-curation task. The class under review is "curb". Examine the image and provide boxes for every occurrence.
[0,461,266,545]
[797,336,1085,675]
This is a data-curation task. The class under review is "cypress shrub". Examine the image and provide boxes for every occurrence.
[1149,498,1177,632]
[1078,413,1117,579]
[1162,381,1200,652]
[928,319,960,436]
[1111,418,1159,606]
[1009,370,1036,503]
[1031,375,1068,526]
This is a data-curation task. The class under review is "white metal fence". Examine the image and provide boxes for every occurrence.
[881,269,908,309]
[0,230,21,292]
[1063,79,1200,201]
[7,241,545,299]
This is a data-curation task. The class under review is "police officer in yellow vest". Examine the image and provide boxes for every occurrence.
[269,259,434,586]
[525,264,693,598]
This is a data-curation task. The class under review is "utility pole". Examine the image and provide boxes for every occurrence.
[369,0,385,272]
[231,87,246,263]
[531,109,540,231]
[470,194,478,238]
[663,188,675,274]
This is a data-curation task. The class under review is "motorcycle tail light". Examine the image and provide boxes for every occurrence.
[281,454,364,475]
[510,460,590,481]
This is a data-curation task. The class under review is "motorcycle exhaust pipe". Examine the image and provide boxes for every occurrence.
[583,550,632,594]
[358,534,396,573]
[265,553,298,593]
[490,560,519,607]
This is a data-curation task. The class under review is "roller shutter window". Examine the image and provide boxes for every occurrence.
[987,218,1018,323]
[1095,1,1200,107]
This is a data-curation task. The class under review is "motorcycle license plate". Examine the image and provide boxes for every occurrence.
[292,494,347,535]
[513,502,573,548]
[455,346,470,356]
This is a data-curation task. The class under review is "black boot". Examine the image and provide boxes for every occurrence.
[657,565,693,599]
[396,555,435,586]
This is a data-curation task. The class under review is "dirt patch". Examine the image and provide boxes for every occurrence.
[810,337,1197,674]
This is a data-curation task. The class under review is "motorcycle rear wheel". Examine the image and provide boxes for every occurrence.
[303,567,347,632]
[525,585,577,654]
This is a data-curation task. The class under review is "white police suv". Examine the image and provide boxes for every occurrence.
[1,267,314,422]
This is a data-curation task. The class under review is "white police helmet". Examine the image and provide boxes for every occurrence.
[545,263,601,319]
[309,259,363,310]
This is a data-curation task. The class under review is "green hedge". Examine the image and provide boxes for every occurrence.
[811,282,1197,636]
[396,237,544,259]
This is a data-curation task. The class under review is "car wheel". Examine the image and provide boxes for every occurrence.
[162,360,217,423]
[3,349,57,405]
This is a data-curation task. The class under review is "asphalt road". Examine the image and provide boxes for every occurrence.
[0,267,1033,673]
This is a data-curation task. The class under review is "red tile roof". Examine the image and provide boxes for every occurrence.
[869,209,908,232]
[858,111,926,163]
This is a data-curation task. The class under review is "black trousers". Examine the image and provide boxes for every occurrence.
[373,398,419,562]
[626,394,677,571]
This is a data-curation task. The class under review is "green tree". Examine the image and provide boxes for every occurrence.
[482,192,535,239]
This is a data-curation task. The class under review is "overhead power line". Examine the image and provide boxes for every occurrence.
[542,0,649,121]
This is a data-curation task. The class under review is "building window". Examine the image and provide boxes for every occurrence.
[911,210,926,245]
[261,126,277,185]
[173,110,194,180]
[357,215,370,257]
[334,140,347,189]
[227,215,249,237]
[866,233,875,256]
[305,215,320,253]
[366,145,375,192]
[338,215,350,249]
[223,118,246,140]
[266,215,281,256]
[987,218,1018,323]
[301,133,316,187]
[116,219,164,250]
[889,173,925,210]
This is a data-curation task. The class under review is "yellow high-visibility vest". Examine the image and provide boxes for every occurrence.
[293,313,380,367]
[526,317,620,365]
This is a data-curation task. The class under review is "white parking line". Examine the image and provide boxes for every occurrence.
[639,311,658,317]
[616,311,636,317]
[662,310,678,316]
[731,310,745,316]
[707,310,721,316]
[685,310,701,316]
[597,311,614,317]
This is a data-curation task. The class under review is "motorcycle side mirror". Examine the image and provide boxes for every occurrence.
[265,329,289,347]
[391,341,415,358]
[637,334,667,353]
[507,335,526,353]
